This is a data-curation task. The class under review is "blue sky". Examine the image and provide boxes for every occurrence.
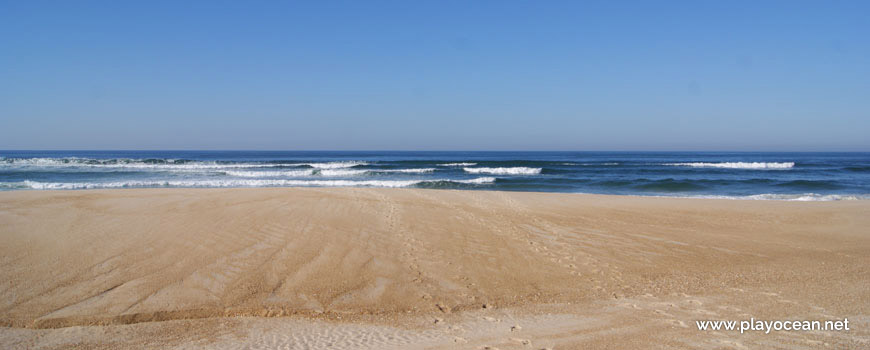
[1,1,868,151]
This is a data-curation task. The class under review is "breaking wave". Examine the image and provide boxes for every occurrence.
[301,161,368,169]
[438,162,477,166]
[685,193,870,201]
[0,158,370,170]
[374,168,436,174]
[315,168,435,177]
[463,167,542,175]
[0,157,287,170]
[3,177,496,190]
[667,162,795,169]
[223,170,315,177]
[316,169,368,177]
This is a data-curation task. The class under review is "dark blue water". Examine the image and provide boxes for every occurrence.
[2,151,868,200]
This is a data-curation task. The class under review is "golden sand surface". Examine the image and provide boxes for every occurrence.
[0,188,868,349]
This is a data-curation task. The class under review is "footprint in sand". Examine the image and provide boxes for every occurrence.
[436,303,451,313]
[510,337,532,346]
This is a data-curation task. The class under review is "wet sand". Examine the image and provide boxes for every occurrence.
[1,188,868,349]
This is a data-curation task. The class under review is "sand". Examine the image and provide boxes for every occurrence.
[0,188,868,349]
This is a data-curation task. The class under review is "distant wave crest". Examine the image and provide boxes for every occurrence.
[5,177,495,190]
[224,170,315,177]
[0,157,286,170]
[316,169,369,177]
[463,167,542,175]
[315,168,435,177]
[438,162,477,166]
[667,162,795,169]
[301,161,367,169]
[376,168,436,174]
[0,157,373,170]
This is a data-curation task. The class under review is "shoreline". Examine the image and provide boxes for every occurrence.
[2,186,869,202]
[2,187,868,349]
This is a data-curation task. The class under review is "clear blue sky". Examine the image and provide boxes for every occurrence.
[1,1,868,151]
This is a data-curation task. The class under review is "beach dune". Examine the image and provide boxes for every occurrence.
[1,188,868,349]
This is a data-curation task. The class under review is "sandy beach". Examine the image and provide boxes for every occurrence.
[0,188,868,349]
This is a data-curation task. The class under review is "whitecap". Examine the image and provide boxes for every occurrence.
[438,162,477,166]
[463,167,542,175]
[375,168,436,174]
[667,162,794,169]
[301,161,367,169]
[7,177,496,190]
[317,169,369,176]
[224,170,315,177]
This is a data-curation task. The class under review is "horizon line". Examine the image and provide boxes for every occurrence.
[2,149,869,153]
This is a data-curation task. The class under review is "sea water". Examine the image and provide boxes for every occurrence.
[1,151,868,200]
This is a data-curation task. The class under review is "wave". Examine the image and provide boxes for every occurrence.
[667,162,794,169]
[438,162,477,166]
[0,158,372,170]
[5,177,496,190]
[0,157,289,170]
[221,168,436,177]
[456,177,497,184]
[375,168,436,174]
[686,193,870,201]
[301,161,368,169]
[571,162,620,166]
[463,167,542,175]
[315,168,435,176]
[316,169,369,177]
[843,166,870,172]
[223,170,315,177]
[775,180,843,190]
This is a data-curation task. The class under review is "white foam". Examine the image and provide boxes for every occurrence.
[224,170,315,177]
[644,193,869,201]
[225,168,435,177]
[698,193,868,201]
[317,169,369,176]
[457,177,497,184]
[376,168,436,174]
[0,158,288,170]
[667,162,795,169]
[438,162,477,166]
[463,167,542,175]
[302,161,367,169]
[0,158,372,171]
[316,168,436,176]
[7,177,496,190]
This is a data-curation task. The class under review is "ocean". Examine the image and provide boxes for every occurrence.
[1,151,868,200]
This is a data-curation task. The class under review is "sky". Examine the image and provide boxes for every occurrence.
[1,1,868,151]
